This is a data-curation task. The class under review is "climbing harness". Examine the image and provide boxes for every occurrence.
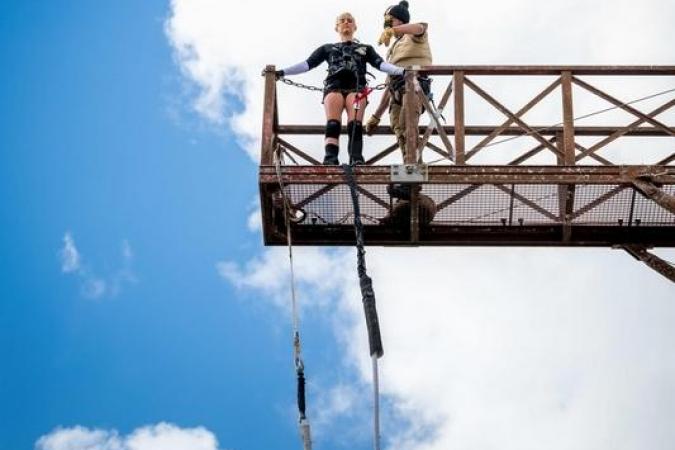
[274,150,313,450]
[326,42,371,88]
[354,86,375,104]
[343,163,385,450]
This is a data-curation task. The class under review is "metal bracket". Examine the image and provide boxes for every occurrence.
[390,164,429,183]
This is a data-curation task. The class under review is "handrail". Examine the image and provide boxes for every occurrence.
[261,65,675,167]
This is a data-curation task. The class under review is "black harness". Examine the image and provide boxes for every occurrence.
[325,42,370,90]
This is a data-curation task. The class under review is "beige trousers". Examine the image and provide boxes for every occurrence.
[389,92,423,160]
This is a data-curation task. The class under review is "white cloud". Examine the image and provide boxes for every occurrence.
[59,233,137,299]
[82,277,107,299]
[35,426,122,450]
[165,0,675,163]
[217,246,351,311]
[36,423,224,450]
[167,1,675,449]
[247,207,262,232]
[60,232,81,273]
[220,246,675,449]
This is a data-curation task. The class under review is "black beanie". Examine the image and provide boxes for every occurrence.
[386,1,410,24]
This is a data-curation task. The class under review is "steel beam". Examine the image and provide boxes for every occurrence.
[623,245,675,283]
[632,178,675,214]
[276,125,675,136]
[261,65,277,165]
[260,165,675,185]
[417,66,675,75]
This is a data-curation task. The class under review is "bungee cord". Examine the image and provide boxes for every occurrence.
[274,150,313,450]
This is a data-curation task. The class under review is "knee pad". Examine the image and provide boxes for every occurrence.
[325,120,341,139]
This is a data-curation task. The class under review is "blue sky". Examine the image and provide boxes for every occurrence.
[0,2,331,449]
[2,1,675,450]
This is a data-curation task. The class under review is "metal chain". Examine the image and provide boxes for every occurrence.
[279,77,387,93]
[279,77,324,92]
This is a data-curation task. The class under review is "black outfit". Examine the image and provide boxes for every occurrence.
[305,41,384,97]
[304,41,384,165]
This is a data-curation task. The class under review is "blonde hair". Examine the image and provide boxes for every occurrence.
[335,12,356,25]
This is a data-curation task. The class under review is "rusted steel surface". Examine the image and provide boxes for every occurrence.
[404,72,418,164]
[573,77,675,138]
[575,99,675,163]
[260,65,675,249]
[465,77,563,159]
[259,165,675,185]
[623,245,675,283]
[559,73,576,239]
[632,178,675,214]
[452,71,466,164]
[417,90,454,160]
[278,138,321,165]
[560,72,576,164]
[261,65,277,165]
[262,224,675,247]
[466,77,561,161]
[277,125,675,136]
[365,143,399,165]
[417,66,675,75]
[418,79,454,157]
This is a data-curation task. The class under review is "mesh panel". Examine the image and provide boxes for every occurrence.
[283,183,674,227]
[632,184,675,226]
[285,184,390,225]
[572,185,633,225]
[572,185,675,226]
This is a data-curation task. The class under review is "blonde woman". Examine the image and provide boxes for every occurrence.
[276,12,403,165]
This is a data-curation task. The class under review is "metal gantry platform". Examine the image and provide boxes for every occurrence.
[259,65,675,280]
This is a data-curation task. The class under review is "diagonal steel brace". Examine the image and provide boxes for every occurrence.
[631,177,675,214]
[622,245,675,283]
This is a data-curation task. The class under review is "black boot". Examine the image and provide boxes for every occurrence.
[347,120,365,165]
[323,143,339,165]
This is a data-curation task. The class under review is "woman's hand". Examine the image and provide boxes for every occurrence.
[365,116,380,135]
[378,27,396,46]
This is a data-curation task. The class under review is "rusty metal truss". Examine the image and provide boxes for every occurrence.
[259,65,675,281]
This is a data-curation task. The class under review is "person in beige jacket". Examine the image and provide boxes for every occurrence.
[365,1,433,160]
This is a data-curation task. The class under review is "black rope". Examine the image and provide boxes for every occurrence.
[295,332,307,419]
[297,369,307,418]
[343,164,384,358]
